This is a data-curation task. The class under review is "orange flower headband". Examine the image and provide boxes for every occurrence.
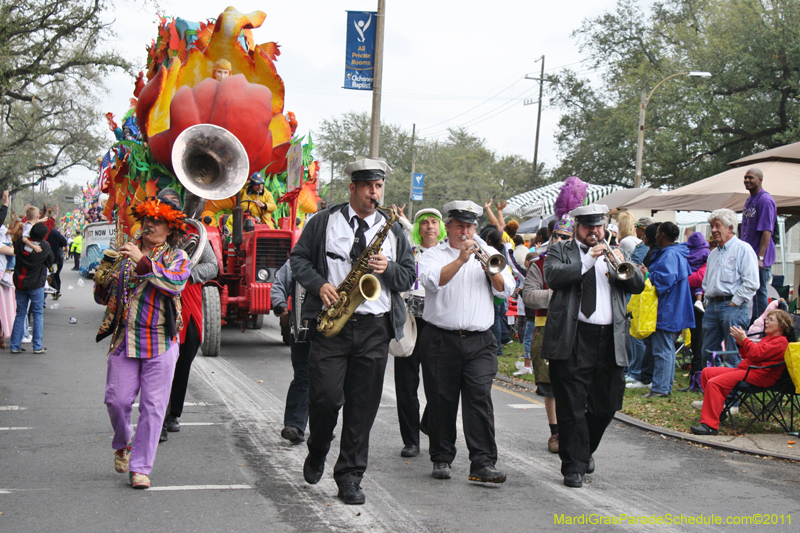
[133,197,186,231]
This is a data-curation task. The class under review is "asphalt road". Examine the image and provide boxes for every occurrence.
[2,269,800,532]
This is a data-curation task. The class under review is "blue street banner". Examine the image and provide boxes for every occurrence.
[411,173,425,201]
[344,11,377,90]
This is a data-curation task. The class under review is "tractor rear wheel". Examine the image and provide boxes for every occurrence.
[201,286,221,357]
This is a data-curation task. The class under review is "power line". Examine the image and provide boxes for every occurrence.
[422,86,539,138]
[416,76,526,132]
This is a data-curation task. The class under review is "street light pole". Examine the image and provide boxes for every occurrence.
[634,71,711,188]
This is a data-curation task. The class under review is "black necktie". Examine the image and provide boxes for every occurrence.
[350,216,369,262]
[581,259,597,318]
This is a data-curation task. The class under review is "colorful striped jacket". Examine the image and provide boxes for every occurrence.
[96,245,190,358]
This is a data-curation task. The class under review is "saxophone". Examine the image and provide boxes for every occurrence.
[93,228,149,286]
[317,201,397,338]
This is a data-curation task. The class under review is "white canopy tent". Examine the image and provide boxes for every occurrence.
[504,182,620,218]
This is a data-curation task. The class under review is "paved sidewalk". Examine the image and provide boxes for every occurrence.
[495,374,800,463]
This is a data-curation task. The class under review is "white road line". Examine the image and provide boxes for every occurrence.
[133,422,215,428]
[193,355,426,533]
[0,427,31,430]
[0,406,26,410]
[148,484,252,492]
[507,403,544,409]
[132,402,214,408]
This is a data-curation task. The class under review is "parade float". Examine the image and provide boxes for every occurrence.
[96,6,321,355]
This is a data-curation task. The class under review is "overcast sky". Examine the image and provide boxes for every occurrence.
[62,0,621,188]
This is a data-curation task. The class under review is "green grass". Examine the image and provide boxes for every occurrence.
[498,341,793,436]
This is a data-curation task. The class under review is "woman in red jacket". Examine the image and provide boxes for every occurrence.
[690,309,793,435]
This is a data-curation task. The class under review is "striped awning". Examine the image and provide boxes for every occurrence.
[504,182,620,218]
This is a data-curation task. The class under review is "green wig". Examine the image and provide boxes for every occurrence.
[411,213,446,246]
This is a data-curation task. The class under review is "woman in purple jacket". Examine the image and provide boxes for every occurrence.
[640,222,695,397]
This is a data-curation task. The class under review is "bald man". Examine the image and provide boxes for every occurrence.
[741,167,777,323]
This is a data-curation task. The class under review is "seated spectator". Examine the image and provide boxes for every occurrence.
[640,222,695,397]
[690,309,793,435]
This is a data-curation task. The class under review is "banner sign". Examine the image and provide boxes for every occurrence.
[344,11,377,90]
[411,173,425,201]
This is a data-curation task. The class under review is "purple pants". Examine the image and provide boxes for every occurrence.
[105,342,179,475]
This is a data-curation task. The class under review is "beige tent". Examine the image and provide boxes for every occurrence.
[623,145,800,217]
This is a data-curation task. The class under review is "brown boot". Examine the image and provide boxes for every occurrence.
[547,433,559,454]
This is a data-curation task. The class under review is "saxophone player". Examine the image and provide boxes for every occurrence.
[289,158,415,505]
[417,201,515,484]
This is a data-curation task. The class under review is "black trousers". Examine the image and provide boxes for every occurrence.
[394,317,429,447]
[421,325,498,471]
[284,338,310,432]
[50,257,63,293]
[550,322,624,476]
[168,319,201,418]
[307,314,390,487]
[689,305,705,377]
[73,253,80,270]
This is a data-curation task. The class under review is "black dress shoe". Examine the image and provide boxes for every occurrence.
[690,423,719,436]
[431,462,451,479]
[586,456,595,474]
[563,473,584,488]
[159,425,168,443]
[303,453,325,484]
[337,482,365,505]
[281,426,305,444]
[400,444,420,458]
[643,391,670,398]
[165,415,180,432]
[468,465,507,483]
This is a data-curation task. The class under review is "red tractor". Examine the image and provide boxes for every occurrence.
[200,205,300,356]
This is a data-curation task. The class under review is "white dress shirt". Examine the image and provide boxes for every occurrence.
[418,237,515,331]
[578,244,613,325]
[324,205,393,314]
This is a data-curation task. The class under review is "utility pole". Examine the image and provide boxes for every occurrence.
[368,0,386,158]
[524,55,545,190]
[533,55,544,175]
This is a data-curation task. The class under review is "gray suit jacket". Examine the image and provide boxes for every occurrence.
[542,239,645,366]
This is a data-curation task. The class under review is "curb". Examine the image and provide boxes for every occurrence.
[494,373,800,463]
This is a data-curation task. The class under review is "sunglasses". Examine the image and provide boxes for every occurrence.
[554,233,570,240]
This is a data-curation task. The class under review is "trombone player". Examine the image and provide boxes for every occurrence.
[417,200,514,484]
[542,204,644,488]
[289,158,415,505]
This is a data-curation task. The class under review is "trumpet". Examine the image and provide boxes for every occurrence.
[601,239,636,281]
[462,235,507,275]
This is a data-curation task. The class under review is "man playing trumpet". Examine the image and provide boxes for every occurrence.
[542,204,644,488]
[417,200,514,483]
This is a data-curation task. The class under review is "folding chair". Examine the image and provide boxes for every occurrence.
[719,315,800,434]
[720,365,794,435]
